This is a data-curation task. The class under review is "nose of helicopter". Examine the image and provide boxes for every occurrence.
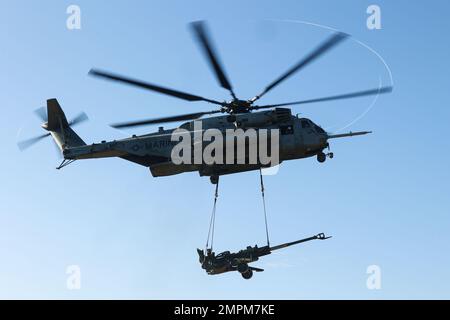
[306,119,328,147]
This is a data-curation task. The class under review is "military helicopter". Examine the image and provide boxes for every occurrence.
[197,233,331,279]
[18,21,392,184]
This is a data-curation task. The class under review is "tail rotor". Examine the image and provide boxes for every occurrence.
[17,100,88,152]
[17,132,51,151]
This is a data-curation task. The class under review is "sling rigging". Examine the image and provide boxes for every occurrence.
[205,179,219,251]
[205,170,271,251]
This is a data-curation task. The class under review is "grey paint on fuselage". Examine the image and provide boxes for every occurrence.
[62,108,328,177]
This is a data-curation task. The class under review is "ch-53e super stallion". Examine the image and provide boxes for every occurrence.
[18,21,391,185]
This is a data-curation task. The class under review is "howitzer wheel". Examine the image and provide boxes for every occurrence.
[241,269,253,280]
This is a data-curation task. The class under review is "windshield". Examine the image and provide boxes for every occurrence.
[304,119,325,134]
[314,124,325,134]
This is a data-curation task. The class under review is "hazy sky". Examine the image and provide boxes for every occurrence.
[1,0,449,299]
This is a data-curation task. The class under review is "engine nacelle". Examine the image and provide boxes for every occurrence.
[234,108,292,129]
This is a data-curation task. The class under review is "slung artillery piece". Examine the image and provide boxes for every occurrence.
[197,233,331,279]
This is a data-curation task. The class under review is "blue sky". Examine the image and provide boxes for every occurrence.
[1,0,449,299]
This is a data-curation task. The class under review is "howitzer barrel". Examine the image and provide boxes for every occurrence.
[270,233,331,251]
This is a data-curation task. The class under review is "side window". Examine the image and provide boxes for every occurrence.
[280,125,294,135]
[301,120,310,129]
[179,122,191,130]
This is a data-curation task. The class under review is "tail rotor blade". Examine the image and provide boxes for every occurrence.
[69,112,89,126]
[17,132,51,151]
[34,107,48,122]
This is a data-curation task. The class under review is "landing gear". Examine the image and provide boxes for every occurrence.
[56,158,76,170]
[210,175,219,184]
[241,269,253,280]
[317,152,334,163]
[317,152,326,163]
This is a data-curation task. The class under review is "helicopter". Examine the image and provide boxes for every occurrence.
[18,21,392,184]
[197,233,331,279]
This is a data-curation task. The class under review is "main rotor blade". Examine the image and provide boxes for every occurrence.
[17,132,51,151]
[34,106,48,122]
[110,110,221,129]
[190,21,237,100]
[69,112,89,126]
[89,69,224,105]
[250,32,349,103]
[253,86,393,110]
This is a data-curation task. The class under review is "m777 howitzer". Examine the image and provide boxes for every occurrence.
[197,233,331,279]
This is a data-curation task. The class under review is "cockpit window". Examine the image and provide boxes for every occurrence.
[314,125,325,134]
[301,120,310,128]
[179,122,191,130]
[280,125,294,135]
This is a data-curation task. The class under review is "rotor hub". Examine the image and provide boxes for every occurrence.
[224,99,252,114]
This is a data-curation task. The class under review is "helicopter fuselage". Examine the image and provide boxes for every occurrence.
[22,22,383,180]
[62,108,334,180]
